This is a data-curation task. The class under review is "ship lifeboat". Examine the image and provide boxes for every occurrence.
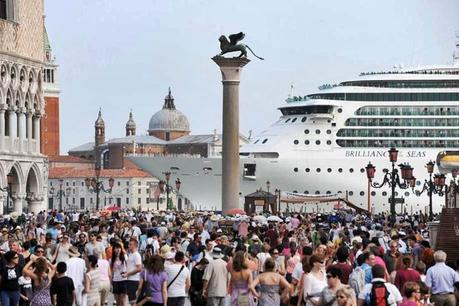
[436,151,459,173]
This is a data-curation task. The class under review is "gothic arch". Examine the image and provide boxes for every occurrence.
[15,89,24,108]
[25,163,42,192]
[0,163,6,188]
[6,162,25,195]
[6,87,13,106]
[25,164,40,198]
[10,64,18,90]
[25,91,32,110]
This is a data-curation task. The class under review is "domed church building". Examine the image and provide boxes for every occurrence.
[68,88,249,165]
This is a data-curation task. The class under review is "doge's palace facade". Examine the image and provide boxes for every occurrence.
[0,0,47,214]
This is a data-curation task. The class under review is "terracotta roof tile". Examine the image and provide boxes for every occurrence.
[49,167,152,179]
[49,155,92,163]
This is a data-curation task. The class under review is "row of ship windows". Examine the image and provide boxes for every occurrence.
[294,140,332,145]
[336,139,459,148]
[293,167,366,173]
[356,106,459,116]
[340,80,459,89]
[337,129,459,138]
[309,92,459,102]
[294,190,416,197]
[284,117,336,124]
[346,118,459,127]
[255,129,334,145]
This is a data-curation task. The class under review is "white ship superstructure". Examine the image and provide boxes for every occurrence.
[129,38,459,213]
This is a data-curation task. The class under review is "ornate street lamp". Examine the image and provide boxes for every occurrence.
[365,148,415,218]
[85,167,114,210]
[451,169,458,207]
[413,161,446,220]
[175,178,182,211]
[49,179,71,211]
[164,171,171,209]
[157,180,165,210]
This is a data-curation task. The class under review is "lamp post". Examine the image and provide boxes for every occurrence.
[275,188,281,213]
[451,169,458,208]
[365,148,416,218]
[266,180,270,212]
[163,171,171,209]
[175,178,181,211]
[0,173,13,215]
[85,167,114,210]
[49,179,71,211]
[412,161,446,220]
[157,180,165,211]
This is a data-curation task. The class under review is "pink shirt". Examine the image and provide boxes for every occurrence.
[97,259,110,282]
[238,221,249,238]
[375,256,387,270]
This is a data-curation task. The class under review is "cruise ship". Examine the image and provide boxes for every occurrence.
[129,37,459,213]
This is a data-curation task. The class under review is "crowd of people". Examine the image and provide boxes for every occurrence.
[0,209,458,306]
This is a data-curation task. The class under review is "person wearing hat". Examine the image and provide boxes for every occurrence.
[202,247,228,306]
[65,246,86,306]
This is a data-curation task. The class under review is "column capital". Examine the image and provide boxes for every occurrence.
[8,105,17,112]
[212,56,250,82]
[16,106,26,114]
[0,104,7,112]
[26,109,34,116]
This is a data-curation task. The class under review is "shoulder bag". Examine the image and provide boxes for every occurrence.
[167,265,185,289]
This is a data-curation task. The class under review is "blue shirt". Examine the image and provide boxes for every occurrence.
[361,263,373,284]
[425,262,459,294]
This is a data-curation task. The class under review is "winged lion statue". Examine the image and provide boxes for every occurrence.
[218,32,264,60]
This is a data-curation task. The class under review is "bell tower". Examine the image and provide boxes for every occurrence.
[95,109,105,147]
[125,110,136,136]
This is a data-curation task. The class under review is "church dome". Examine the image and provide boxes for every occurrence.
[148,88,190,133]
[126,111,136,129]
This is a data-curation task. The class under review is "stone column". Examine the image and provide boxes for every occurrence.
[26,110,33,153]
[212,56,250,213]
[0,106,6,151]
[17,107,26,153]
[13,195,24,214]
[29,199,45,215]
[8,105,17,138]
[33,114,40,153]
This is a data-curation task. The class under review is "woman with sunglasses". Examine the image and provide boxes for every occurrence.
[52,234,71,264]
[302,255,327,306]
[0,251,22,306]
[335,286,356,306]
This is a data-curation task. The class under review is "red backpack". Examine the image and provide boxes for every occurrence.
[369,281,389,306]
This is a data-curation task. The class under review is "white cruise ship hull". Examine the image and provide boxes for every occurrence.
[129,147,448,213]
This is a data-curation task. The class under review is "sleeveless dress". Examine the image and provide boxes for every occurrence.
[31,276,51,306]
[258,284,280,306]
[230,280,256,306]
[86,269,101,306]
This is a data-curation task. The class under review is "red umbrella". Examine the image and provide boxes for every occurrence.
[225,208,246,215]
[104,205,121,212]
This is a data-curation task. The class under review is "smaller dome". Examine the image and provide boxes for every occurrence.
[95,109,104,127]
[125,111,136,129]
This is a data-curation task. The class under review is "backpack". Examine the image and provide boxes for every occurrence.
[348,266,365,297]
[369,281,389,306]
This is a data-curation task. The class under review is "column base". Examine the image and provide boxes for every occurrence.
[13,198,23,214]
[29,200,44,214]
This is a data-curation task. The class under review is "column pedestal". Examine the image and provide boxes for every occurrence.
[13,196,23,214]
[212,56,250,213]
[29,200,44,215]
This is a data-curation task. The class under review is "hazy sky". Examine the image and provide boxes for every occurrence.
[44,0,459,154]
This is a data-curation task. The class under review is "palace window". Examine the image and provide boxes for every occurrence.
[0,0,14,21]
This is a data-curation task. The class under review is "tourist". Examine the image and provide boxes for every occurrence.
[50,262,76,306]
[110,241,128,306]
[335,286,357,306]
[0,251,22,306]
[137,255,168,306]
[165,251,190,306]
[357,264,402,306]
[84,255,101,306]
[229,251,256,306]
[394,256,421,291]
[66,246,86,306]
[23,256,55,306]
[125,238,142,306]
[400,282,422,306]
[302,255,327,306]
[425,250,459,306]
[85,231,105,258]
[97,249,111,306]
[52,233,71,264]
[202,247,228,306]
[319,266,345,306]
[252,257,291,306]
[329,246,353,284]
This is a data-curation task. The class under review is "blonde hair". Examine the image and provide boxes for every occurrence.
[336,286,356,306]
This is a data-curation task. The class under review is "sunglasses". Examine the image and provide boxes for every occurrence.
[326,274,333,278]
[35,250,44,253]
[336,296,346,299]
[12,256,19,259]
[318,261,325,264]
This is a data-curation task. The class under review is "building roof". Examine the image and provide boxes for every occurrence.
[95,109,105,127]
[106,135,166,145]
[49,155,92,163]
[49,166,152,179]
[168,134,220,144]
[68,142,95,153]
[44,25,51,51]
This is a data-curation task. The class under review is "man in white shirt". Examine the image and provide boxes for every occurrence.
[66,246,86,306]
[124,238,142,306]
[165,251,191,306]
[358,264,402,306]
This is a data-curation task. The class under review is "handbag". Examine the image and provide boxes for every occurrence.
[136,271,151,303]
[237,293,250,306]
